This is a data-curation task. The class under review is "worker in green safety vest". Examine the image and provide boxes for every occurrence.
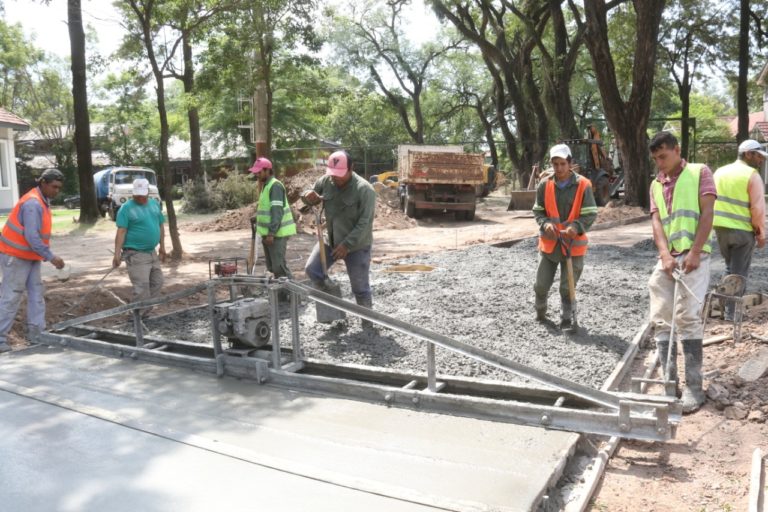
[712,139,767,320]
[648,131,717,414]
[250,157,296,280]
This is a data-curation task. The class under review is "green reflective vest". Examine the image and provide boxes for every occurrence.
[651,163,712,254]
[713,159,755,232]
[256,178,296,237]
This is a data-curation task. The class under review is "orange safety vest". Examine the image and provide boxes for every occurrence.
[0,187,52,261]
[538,177,590,256]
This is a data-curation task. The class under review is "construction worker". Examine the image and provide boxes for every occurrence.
[112,178,166,314]
[302,150,377,328]
[250,157,296,281]
[0,168,66,351]
[648,131,716,414]
[532,143,598,329]
[712,139,767,320]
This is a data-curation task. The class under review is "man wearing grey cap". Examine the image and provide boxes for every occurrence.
[0,168,66,352]
[712,139,767,319]
[113,178,166,314]
[532,143,598,330]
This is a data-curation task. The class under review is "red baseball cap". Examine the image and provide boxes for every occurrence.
[249,157,272,173]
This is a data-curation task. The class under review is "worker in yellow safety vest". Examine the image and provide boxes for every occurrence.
[647,131,716,414]
[712,139,767,320]
[251,157,296,282]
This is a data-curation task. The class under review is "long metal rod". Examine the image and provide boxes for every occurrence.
[269,286,281,369]
[290,289,301,364]
[52,282,209,331]
[287,281,622,410]
[427,342,436,392]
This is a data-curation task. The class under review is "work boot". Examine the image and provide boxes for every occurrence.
[535,295,548,323]
[655,337,679,397]
[356,296,375,330]
[0,342,11,353]
[681,339,706,414]
[26,325,42,343]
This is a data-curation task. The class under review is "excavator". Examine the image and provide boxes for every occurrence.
[507,125,623,210]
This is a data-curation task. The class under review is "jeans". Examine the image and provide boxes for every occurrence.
[305,244,372,302]
[0,254,45,343]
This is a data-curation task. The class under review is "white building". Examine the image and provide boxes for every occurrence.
[0,108,30,213]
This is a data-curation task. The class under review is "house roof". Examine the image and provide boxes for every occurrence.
[0,108,30,131]
[728,112,765,136]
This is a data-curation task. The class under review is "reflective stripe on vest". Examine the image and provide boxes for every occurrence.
[651,163,712,254]
[713,159,754,232]
[538,177,590,256]
[0,187,52,261]
[256,178,297,237]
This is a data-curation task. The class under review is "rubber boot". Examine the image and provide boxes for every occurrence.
[655,337,679,397]
[681,339,706,414]
[560,297,573,330]
[535,294,548,322]
[356,296,375,330]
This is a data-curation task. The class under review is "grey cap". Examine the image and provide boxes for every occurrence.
[40,168,65,183]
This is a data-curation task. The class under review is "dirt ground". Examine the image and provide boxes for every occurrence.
[4,199,768,511]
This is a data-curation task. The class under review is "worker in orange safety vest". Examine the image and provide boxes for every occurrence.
[532,144,598,329]
[0,168,66,352]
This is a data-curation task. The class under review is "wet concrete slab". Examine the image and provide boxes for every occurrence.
[0,346,578,512]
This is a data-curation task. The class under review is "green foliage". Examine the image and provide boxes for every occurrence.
[182,173,259,213]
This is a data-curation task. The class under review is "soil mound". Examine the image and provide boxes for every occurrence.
[187,167,415,233]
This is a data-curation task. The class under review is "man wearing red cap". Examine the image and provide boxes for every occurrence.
[301,150,377,328]
[251,157,296,281]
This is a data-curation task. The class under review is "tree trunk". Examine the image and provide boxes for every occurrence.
[679,78,691,160]
[132,0,183,259]
[67,0,99,223]
[583,0,665,208]
[737,0,750,142]
[182,33,202,181]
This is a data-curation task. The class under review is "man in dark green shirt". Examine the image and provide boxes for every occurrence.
[302,150,377,327]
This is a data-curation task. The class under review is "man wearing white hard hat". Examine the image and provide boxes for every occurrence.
[301,150,377,328]
[250,157,296,281]
[711,139,767,319]
[113,178,166,314]
[532,143,598,330]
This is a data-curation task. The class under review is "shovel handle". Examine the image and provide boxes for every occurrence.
[315,207,329,277]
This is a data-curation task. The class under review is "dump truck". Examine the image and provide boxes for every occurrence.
[397,145,484,220]
[93,166,162,220]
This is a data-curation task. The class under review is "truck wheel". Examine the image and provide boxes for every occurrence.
[465,207,476,221]
[405,199,416,218]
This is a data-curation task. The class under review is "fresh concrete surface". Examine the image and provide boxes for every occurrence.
[0,346,578,512]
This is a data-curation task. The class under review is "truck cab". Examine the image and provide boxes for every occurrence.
[94,166,162,220]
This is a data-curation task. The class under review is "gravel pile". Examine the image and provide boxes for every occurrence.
[142,232,768,390]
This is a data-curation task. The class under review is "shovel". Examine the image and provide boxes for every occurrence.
[311,204,346,323]
[561,232,578,332]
